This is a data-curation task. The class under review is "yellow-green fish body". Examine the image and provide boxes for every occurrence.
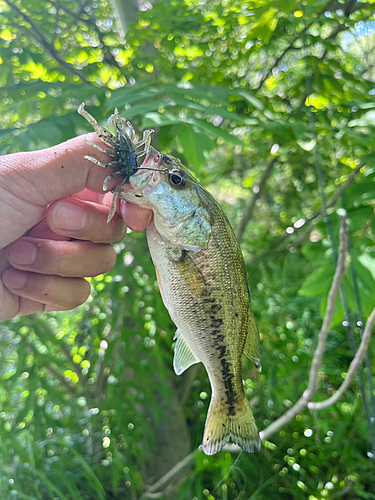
[120,149,261,455]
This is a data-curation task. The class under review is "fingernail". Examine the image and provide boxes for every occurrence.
[3,269,28,289]
[52,200,87,231]
[9,240,38,265]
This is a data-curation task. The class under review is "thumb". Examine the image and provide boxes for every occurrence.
[1,133,117,206]
[0,133,119,248]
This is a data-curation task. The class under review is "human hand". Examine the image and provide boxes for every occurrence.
[0,133,152,321]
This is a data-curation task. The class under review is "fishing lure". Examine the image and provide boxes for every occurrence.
[78,103,154,221]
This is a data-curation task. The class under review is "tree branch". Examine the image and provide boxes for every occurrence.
[308,306,375,410]
[143,449,199,497]
[255,18,314,93]
[52,0,60,44]
[45,364,77,394]
[247,161,364,266]
[54,3,124,74]
[3,0,90,84]
[260,217,348,441]
[111,0,139,38]
[236,157,277,243]
[256,3,369,92]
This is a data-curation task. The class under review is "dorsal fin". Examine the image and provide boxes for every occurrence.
[173,330,200,375]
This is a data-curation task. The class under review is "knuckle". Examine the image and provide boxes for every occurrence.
[52,256,71,277]
[90,217,126,244]
[40,253,70,278]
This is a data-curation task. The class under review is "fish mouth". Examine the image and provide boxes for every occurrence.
[142,146,163,170]
[117,147,165,203]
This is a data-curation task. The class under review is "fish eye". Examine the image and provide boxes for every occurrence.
[168,169,187,189]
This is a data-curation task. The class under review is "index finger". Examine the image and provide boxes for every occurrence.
[46,197,127,244]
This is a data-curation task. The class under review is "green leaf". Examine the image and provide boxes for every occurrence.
[9,493,36,500]
[34,470,70,500]
[358,253,375,283]
[123,100,169,119]
[349,111,375,128]
[234,89,265,111]
[177,123,215,169]
[298,264,333,297]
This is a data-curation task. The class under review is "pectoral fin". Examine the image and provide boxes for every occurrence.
[173,330,200,375]
[243,309,262,372]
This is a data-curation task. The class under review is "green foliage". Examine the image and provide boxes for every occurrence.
[1,0,375,498]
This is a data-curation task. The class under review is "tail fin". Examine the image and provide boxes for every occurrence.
[202,397,261,455]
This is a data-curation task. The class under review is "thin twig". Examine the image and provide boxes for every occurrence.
[312,162,364,216]
[331,481,355,498]
[3,0,90,84]
[256,3,369,92]
[256,27,310,92]
[247,162,364,266]
[144,449,199,496]
[52,0,60,44]
[54,3,124,73]
[75,0,90,16]
[309,306,375,410]
[236,158,277,243]
[260,217,348,441]
[45,364,77,394]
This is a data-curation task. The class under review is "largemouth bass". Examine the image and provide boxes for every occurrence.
[120,148,262,455]
[78,105,261,454]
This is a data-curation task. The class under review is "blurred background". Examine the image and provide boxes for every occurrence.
[1,0,375,498]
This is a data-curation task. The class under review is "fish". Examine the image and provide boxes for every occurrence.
[119,147,262,455]
[78,105,262,454]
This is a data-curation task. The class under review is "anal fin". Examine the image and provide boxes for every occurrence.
[173,330,200,375]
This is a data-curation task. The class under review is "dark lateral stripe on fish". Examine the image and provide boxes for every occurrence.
[214,341,237,417]
[206,295,238,416]
[210,303,222,313]
[202,297,216,304]
[220,355,236,416]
